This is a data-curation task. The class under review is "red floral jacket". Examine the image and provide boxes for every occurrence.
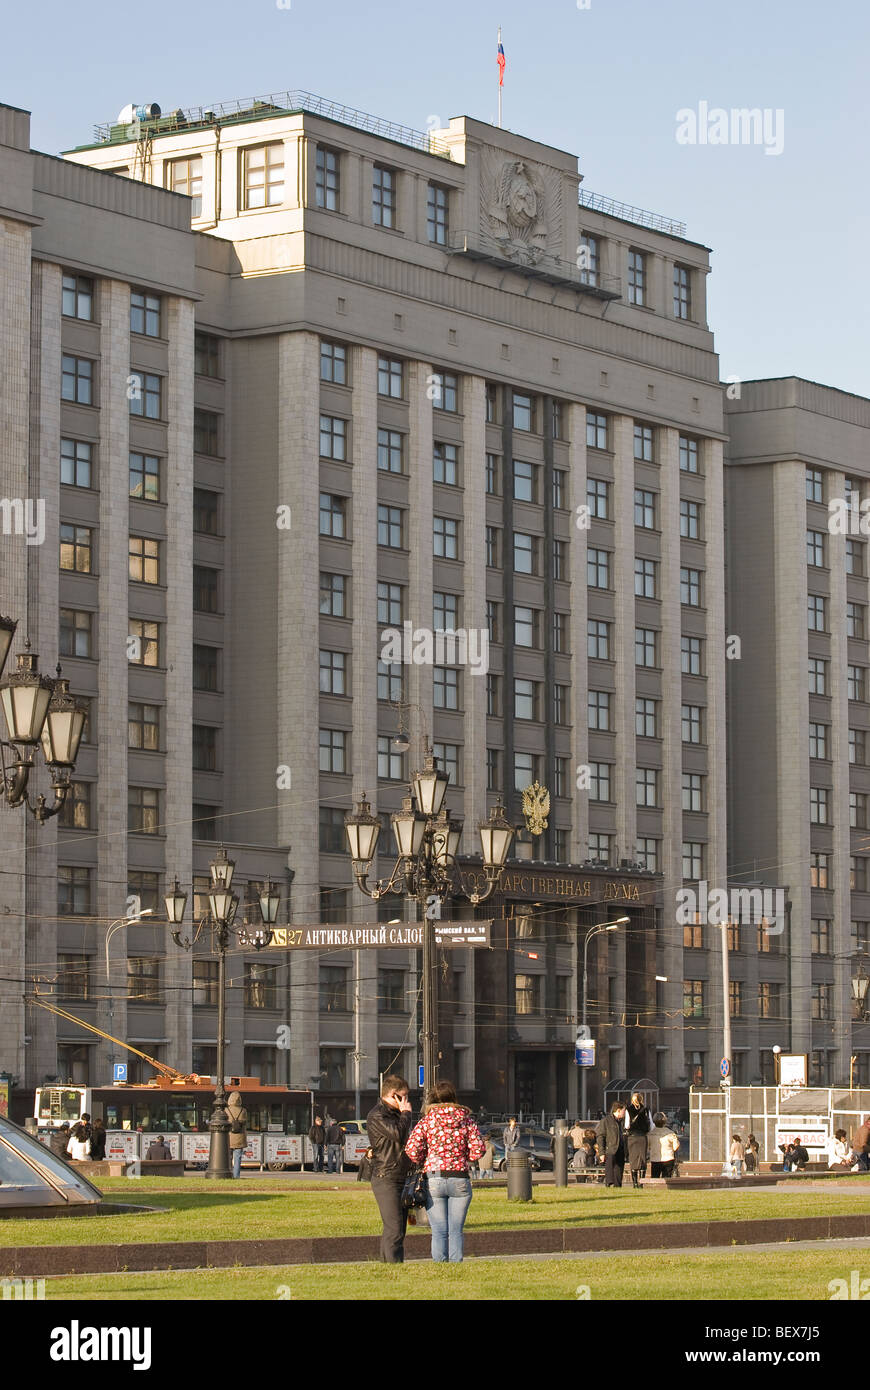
[404,1103,486,1174]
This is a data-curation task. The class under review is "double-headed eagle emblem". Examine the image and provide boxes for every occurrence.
[521,781,550,836]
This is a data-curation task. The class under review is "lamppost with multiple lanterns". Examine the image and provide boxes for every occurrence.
[164,849,281,1179]
[0,616,86,820]
[580,916,631,1119]
[343,745,515,1095]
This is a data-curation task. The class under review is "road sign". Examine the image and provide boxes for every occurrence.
[575,1041,596,1067]
[576,1025,592,1041]
[720,1058,730,1079]
[113,1063,128,1083]
[418,1065,425,1088]
[433,921,491,947]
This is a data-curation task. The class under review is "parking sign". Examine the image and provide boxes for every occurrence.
[113,1063,128,1082]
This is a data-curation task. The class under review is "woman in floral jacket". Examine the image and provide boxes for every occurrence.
[405,1080,485,1263]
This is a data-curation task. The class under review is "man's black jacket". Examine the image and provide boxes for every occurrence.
[367,1099,414,1179]
[326,1122,343,1145]
[595,1113,626,1158]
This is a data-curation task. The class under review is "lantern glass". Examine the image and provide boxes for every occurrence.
[210,848,235,892]
[209,888,235,923]
[164,879,188,925]
[479,803,515,869]
[412,757,449,818]
[852,972,869,1002]
[259,882,281,924]
[392,805,426,859]
[0,659,54,745]
[40,682,86,768]
[345,797,381,865]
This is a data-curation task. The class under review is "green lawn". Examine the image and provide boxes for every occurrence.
[1,1179,867,1251]
[45,1247,865,1300]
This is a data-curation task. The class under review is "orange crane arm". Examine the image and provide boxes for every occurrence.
[26,995,192,1083]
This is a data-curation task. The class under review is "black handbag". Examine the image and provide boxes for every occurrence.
[401,1168,427,1209]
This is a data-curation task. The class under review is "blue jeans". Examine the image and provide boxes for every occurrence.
[327,1143,342,1172]
[425,1174,473,1262]
[232,1148,242,1178]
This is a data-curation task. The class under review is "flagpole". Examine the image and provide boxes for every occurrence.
[497,26,502,128]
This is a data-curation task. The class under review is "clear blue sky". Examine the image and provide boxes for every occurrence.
[3,0,867,396]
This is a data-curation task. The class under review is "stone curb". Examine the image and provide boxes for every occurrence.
[3,1211,870,1277]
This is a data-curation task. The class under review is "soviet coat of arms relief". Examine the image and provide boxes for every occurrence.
[483,154,562,266]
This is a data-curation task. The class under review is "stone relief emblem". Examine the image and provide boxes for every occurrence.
[486,158,553,264]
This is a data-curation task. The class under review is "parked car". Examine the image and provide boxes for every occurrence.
[488,1128,574,1172]
[338,1120,368,1135]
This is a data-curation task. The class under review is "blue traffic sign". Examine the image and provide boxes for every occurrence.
[720,1057,730,1078]
[113,1063,128,1082]
[418,1065,425,1088]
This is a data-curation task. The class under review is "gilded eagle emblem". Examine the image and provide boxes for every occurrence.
[521,781,550,836]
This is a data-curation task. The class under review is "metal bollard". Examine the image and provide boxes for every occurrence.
[553,1123,568,1188]
[506,1150,533,1201]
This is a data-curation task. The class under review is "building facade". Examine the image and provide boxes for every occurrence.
[0,87,763,1116]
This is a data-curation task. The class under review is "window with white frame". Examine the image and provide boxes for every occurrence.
[372,165,396,226]
[243,143,284,209]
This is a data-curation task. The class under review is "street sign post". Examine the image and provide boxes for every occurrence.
[113,1063,128,1083]
[433,921,491,947]
[720,1058,730,1080]
[266,921,493,950]
[575,1040,596,1067]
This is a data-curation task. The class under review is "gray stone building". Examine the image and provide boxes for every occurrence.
[1,87,753,1116]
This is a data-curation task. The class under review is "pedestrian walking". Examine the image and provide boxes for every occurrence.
[744,1133,760,1173]
[326,1119,344,1173]
[145,1135,172,1159]
[367,1075,414,1264]
[729,1134,745,1177]
[503,1116,521,1152]
[477,1134,495,1179]
[626,1092,651,1187]
[647,1112,680,1177]
[89,1118,107,1161]
[404,1079,485,1263]
[49,1122,70,1159]
[308,1115,327,1172]
[225,1090,248,1178]
[595,1101,627,1188]
[66,1117,91,1162]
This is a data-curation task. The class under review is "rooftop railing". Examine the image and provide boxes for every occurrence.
[579,189,686,238]
[91,90,453,159]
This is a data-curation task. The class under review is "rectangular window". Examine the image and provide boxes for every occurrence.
[59,608,92,659]
[684,920,703,949]
[847,540,865,576]
[319,967,349,1014]
[627,250,646,306]
[129,452,161,502]
[513,532,540,575]
[192,643,218,690]
[243,143,285,209]
[514,751,542,791]
[377,428,404,474]
[852,792,868,829]
[130,291,161,337]
[319,729,347,774]
[636,697,658,738]
[681,567,702,607]
[192,724,218,772]
[58,866,91,916]
[433,441,458,485]
[321,572,348,618]
[376,504,404,549]
[192,960,219,1007]
[806,468,824,503]
[485,453,502,496]
[635,627,658,668]
[128,702,160,751]
[485,525,502,569]
[427,183,449,244]
[636,768,658,807]
[848,665,866,702]
[852,857,869,892]
[377,356,404,398]
[432,741,460,784]
[319,807,346,854]
[62,273,94,321]
[319,414,347,461]
[377,581,403,625]
[129,536,160,586]
[807,529,826,568]
[578,235,599,288]
[127,957,161,1004]
[810,918,831,955]
[487,747,502,791]
[682,703,703,744]
[379,968,406,1013]
[681,635,704,675]
[193,488,219,535]
[514,605,540,648]
[169,156,203,217]
[377,735,405,781]
[848,602,866,639]
[635,557,658,598]
[433,515,458,558]
[487,673,502,716]
[128,786,160,835]
[852,921,870,953]
[729,981,743,1018]
[673,264,691,319]
[553,538,567,581]
[57,953,92,1001]
[320,340,347,384]
[513,460,539,504]
[808,594,827,631]
[61,438,93,489]
[315,147,340,210]
[192,333,220,381]
[319,1048,347,1088]
[588,548,611,589]
[433,592,459,630]
[634,488,657,529]
[514,678,540,721]
[683,980,705,1017]
[810,851,829,888]
[553,468,567,509]
[554,684,569,726]
[128,618,160,668]
[682,841,704,879]
[515,973,542,1015]
[588,620,611,661]
[809,722,829,759]
[588,690,612,731]
[850,728,867,765]
[588,832,612,863]
[808,657,828,695]
[61,355,93,405]
[59,524,93,574]
[633,424,654,462]
[586,413,608,450]
[812,983,832,1021]
[377,659,402,703]
[512,393,534,432]
[372,165,396,226]
[810,787,829,824]
[431,371,458,412]
[679,436,699,473]
[554,757,569,798]
[680,498,701,539]
[683,772,704,811]
[758,981,782,1018]
[320,649,347,695]
[193,408,218,452]
[587,477,610,519]
[635,838,659,871]
[58,782,92,830]
[434,667,460,710]
[320,493,347,539]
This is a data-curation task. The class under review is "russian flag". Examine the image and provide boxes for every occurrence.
[497,37,505,86]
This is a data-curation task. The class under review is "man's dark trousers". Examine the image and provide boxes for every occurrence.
[371,1176,408,1263]
[605,1147,625,1188]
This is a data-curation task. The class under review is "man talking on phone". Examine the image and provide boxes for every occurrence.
[367,1074,414,1263]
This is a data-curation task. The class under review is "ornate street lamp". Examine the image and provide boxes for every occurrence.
[163,853,281,1179]
[344,746,516,1093]
[852,965,869,1021]
[0,634,86,822]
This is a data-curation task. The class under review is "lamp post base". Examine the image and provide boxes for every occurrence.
[204,1094,233,1180]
